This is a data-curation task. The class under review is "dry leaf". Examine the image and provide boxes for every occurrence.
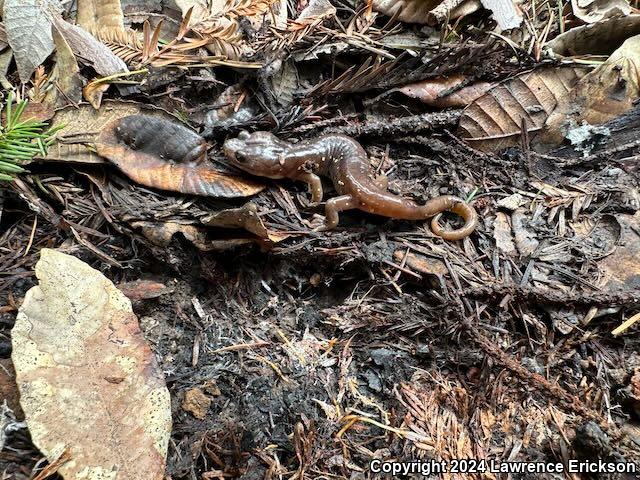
[458,66,589,152]
[597,212,640,291]
[133,221,260,251]
[96,115,265,198]
[546,14,640,57]
[52,16,129,78]
[3,0,60,82]
[182,388,211,419]
[117,280,172,301]
[43,26,84,108]
[43,101,150,165]
[479,0,522,30]
[372,0,441,23]
[494,212,517,257]
[537,35,640,150]
[12,249,171,479]
[398,74,493,107]
[83,80,111,109]
[571,0,631,24]
[77,0,125,34]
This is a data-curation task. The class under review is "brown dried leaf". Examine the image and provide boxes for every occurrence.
[537,35,640,150]
[371,0,441,23]
[398,74,493,108]
[457,66,589,152]
[96,115,265,198]
[117,280,172,301]
[546,14,640,57]
[43,25,84,108]
[571,0,631,24]
[12,249,171,480]
[83,80,110,109]
[182,388,211,419]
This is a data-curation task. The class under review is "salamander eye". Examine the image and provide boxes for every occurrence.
[238,130,250,140]
[234,152,248,163]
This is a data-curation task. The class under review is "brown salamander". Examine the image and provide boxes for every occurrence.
[223,131,477,240]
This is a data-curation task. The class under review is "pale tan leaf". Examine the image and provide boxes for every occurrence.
[571,0,631,24]
[399,74,493,108]
[175,0,212,23]
[83,80,110,109]
[77,0,125,34]
[457,66,589,152]
[371,0,441,23]
[12,249,171,480]
[537,35,640,150]
[546,14,640,57]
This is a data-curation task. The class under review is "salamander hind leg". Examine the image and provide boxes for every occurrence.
[313,195,354,231]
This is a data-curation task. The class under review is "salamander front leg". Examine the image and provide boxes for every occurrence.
[297,172,323,204]
[313,195,355,231]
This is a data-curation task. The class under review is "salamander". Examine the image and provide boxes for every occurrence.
[223,131,477,240]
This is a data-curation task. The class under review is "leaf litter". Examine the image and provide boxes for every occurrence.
[0,0,639,478]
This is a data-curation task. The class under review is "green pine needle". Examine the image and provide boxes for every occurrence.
[0,93,62,181]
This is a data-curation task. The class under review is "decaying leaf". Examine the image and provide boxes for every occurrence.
[43,26,84,108]
[571,0,631,24]
[398,74,493,108]
[597,212,640,292]
[372,0,442,24]
[546,14,640,57]
[43,101,151,164]
[12,249,171,479]
[133,221,258,251]
[494,212,517,257]
[537,35,640,150]
[77,0,126,34]
[52,16,129,78]
[96,115,265,198]
[458,66,589,152]
[117,280,172,301]
[3,0,60,82]
[83,80,111,109]
[182,388,211,419]
[479,0,522,30]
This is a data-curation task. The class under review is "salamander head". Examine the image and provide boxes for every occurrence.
[223,131,292,179]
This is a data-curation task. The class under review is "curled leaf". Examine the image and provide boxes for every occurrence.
[458,66,589,152]
[546,14,640,57]
[12,249,171,480]
[372,0,441,23]
[399,74,493,108]
[571,0,631,24]
[96,115,265,198]
[538,35,640,150]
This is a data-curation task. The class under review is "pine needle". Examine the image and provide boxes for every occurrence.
[0,93,62,181]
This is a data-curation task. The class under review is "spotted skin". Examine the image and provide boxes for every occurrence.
[223,131,477,240]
